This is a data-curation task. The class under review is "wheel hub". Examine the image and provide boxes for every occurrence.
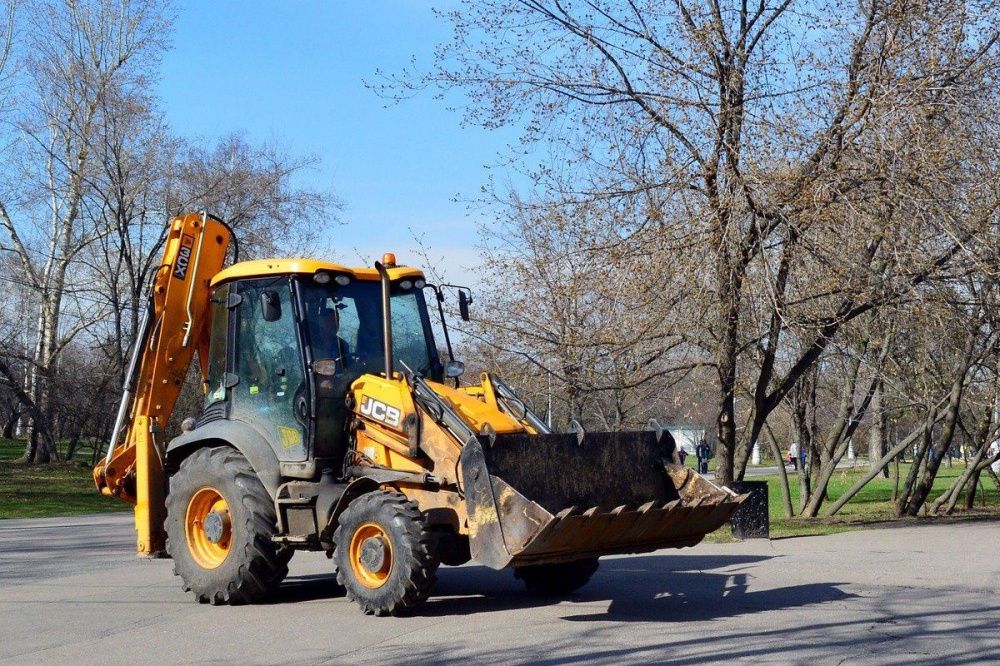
[348,522,394,589]
[203,510,231,544]
[185,487,232,569]
[359,536,387,572]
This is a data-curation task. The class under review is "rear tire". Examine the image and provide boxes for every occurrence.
[334,490,439,616]
[165,446,289,605]
[514,557,600,595]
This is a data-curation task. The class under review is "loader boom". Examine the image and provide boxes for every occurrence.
[94,212,232,556]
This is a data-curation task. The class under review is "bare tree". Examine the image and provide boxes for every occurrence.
[167,133,340,257]
[400,1,1000,487]
[0,0,171,461]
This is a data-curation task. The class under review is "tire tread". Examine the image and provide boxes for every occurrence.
[165,446,290,605]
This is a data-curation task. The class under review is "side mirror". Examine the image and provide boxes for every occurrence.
[458,290,471,322]
[444,360,465,378]
[261,290,282,322]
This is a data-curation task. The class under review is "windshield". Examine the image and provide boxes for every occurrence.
[299,278,441,381]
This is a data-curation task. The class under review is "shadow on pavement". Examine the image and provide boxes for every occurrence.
[414,552,852,621]
[268,572,346,604]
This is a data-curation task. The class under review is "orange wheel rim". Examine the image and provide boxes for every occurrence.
[185,486,232,569]
[349,522,393,589]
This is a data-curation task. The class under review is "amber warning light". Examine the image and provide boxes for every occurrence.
[381,252,397,268]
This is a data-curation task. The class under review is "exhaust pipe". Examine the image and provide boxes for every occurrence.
[375,258,393,379]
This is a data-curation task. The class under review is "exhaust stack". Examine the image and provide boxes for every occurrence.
[375,253,395,379]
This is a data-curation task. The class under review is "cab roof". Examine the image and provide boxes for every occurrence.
[210,258,425,287]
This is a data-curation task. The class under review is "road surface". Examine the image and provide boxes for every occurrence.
[1,513,998,665]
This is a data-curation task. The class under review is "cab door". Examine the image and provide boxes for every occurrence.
[230,278,308,461]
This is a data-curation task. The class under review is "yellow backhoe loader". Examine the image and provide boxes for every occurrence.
[94,212,745,616]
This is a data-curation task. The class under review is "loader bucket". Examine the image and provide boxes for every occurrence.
[459,431,746,569]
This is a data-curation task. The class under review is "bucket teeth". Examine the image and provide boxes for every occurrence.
[501,495,745,567]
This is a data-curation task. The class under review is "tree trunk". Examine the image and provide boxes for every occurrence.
[764,421,793,518]
[902,365,966,516]
[827,402,948,516]
[869,380,889,478]
[964,471,980,510]
[2,408,18,439]
[896,413,934,516]
[65,430,81,461]
[715,315,738,488]
[892,454,900,502]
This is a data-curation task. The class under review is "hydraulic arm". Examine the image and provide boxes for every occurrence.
[94,212,232,556]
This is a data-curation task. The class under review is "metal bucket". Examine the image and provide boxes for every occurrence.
[459,431,746,569]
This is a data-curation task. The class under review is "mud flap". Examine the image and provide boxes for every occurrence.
[460,431,746,569]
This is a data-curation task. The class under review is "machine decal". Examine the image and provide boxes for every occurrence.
[172,233,195,280]
[359,395,402,427]
[277,426,302,448]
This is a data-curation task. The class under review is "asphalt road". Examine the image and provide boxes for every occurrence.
[1,513,998,665]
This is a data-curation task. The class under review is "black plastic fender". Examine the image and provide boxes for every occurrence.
[165,420,282,498]
[320,476,380,541]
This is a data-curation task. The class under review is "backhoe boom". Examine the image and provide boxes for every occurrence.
[94,212,232,556]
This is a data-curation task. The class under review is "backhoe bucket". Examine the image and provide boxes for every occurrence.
[459,431,746,569]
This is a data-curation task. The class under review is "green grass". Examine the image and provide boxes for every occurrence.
[0,438,128,519]
[706,460,1000,542]
[4,433,999,539]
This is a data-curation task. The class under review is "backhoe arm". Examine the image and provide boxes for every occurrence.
[94,212,232,556]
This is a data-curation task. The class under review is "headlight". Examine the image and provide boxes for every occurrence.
[313,272,331,284]
[399,279,413,290]
[414,279,426,289]
[334,274,351,286]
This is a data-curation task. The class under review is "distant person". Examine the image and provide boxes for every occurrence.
[696,439,711,474]
[678,447,688,466]
[789,442,799,470]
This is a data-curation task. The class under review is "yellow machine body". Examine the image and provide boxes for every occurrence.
[95,211,744,581]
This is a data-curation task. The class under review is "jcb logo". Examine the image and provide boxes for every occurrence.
[173,234,194,281]
[359,396,401,428]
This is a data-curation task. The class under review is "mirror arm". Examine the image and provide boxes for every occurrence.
[425,283,459,387]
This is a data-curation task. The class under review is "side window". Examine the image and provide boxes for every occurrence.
[204,284,229,407]
[391,292,429,373]
[335,297,361,355]
[231,279,307,461]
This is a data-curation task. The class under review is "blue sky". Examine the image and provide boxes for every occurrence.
[157,1,519,283]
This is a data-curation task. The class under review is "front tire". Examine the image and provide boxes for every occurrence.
[165,446,289,605]
[334,490,439,616]
[514,558,600,595]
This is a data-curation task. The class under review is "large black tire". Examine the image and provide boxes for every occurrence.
[514,558,600,595]
[165,446,290,605]
[333,490,439,616]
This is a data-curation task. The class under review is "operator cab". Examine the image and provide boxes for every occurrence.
[201,258,443,476]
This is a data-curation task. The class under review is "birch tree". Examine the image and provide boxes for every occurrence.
[0,0,171,461]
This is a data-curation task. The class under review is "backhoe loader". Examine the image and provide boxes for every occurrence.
[94,212,745,616]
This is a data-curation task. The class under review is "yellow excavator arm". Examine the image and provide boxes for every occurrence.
[94,212,232,556]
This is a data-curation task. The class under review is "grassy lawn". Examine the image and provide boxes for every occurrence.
[0,438,128,519]
[4,433,999,539]
[707,460,1000,542]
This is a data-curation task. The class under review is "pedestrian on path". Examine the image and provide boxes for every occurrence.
[696,439,711,474]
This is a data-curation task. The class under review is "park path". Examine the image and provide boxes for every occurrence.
[1,513,998,665]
